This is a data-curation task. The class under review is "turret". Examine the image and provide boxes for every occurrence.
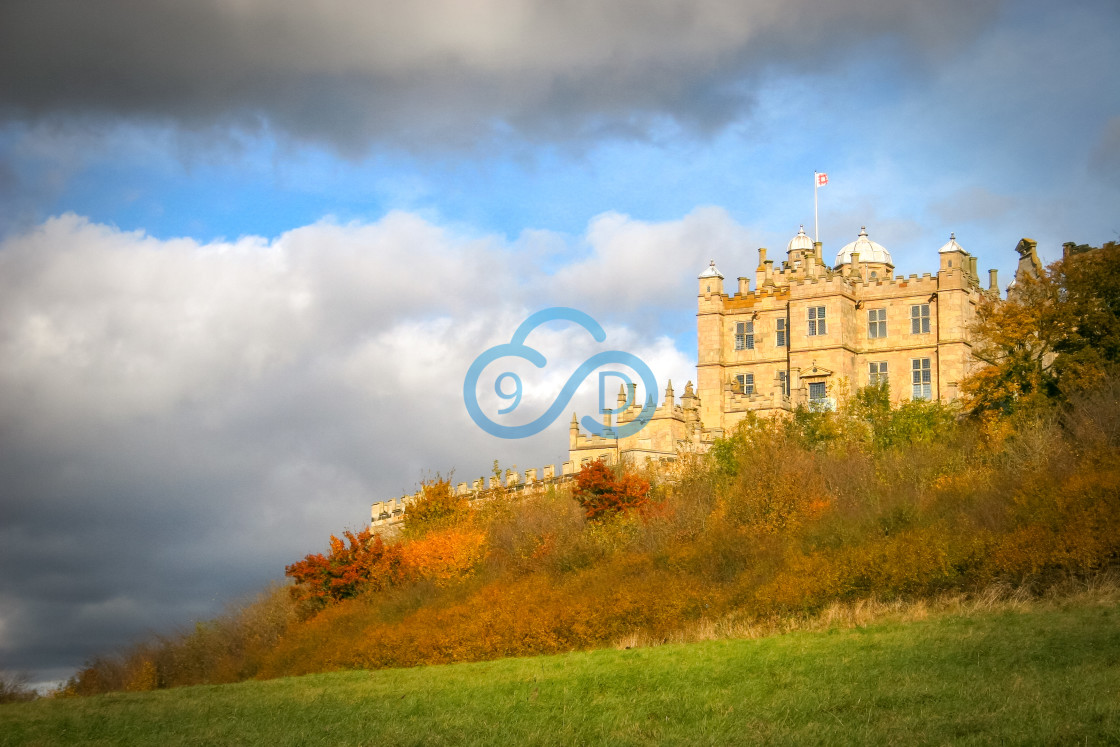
[938,232,968,275]
[698,259,724,297]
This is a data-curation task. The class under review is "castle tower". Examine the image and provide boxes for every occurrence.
[697,260,726,433]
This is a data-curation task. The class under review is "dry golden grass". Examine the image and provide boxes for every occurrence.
[614,570,1120,650]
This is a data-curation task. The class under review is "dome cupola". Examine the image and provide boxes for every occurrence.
[835,226,893,266]
[786,225,814,254]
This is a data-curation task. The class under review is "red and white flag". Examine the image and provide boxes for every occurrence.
[816,172,829,187]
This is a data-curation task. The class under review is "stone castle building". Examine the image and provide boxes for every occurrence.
[568,226,1042,463]
[373,227,1042,528]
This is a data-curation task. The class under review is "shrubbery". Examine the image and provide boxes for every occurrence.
[68,376,1120,694]
[572,459,651,520]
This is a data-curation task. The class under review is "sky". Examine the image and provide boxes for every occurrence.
[1,0,1118,688]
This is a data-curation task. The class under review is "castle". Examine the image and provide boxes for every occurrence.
[372,227,1043,528]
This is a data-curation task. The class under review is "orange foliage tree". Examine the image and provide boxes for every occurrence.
[573,460,651,520]
[284,528,400,613]
[399,526,488,586]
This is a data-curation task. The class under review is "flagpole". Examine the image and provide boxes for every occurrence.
[813,172,819,243]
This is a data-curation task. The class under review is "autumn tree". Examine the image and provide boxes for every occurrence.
[284,528,400,614]
[963,269,1062,415]
[963,241,1119,415]
[572,459,651,520]
[1051,242,1120,393]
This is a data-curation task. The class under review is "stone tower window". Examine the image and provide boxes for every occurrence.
[735,321,754,350]
[868,308,887,338]
[911,358,932,400]
[775,318,787,347]
[808,306,827,336]
[869,361,888,385]
[911,304,931,334]
[735,373,754,396]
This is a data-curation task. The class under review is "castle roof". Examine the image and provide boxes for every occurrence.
[787,225,814,253]
[938,232,965,254]
[698,259,724,279]
[835,226,893,266]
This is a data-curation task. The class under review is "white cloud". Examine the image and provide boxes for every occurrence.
[0,208,727,681]
[550,206,752,317]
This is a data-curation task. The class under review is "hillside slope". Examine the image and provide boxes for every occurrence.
[5,593,1119,746]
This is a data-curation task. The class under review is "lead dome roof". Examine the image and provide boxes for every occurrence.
[787,225,814,253]
[835,226,893,266]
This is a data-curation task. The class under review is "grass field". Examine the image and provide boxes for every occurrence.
[3,595,1119,746]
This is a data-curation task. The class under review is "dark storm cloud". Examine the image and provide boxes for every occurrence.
[0,0,1003,152]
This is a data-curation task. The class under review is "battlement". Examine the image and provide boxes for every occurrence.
[567,379,707,468]
[371,463,574,533]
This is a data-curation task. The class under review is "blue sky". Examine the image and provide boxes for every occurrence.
[0,0,1117,687]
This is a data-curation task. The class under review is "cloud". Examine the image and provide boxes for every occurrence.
[0,0,1003,152]
[0,208,725,682]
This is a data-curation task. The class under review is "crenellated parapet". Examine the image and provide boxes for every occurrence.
[370,461,576,534]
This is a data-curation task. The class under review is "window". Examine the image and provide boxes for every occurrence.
[735,321,754,350]
[808,381,830,411]
[911,358,932,400]
[808,306,827,335]
[778,371,789,397]
[911,304,931,334]
[775,318,787,347]
[869,361,888,385]
[735,373,754,396]
[868,308,887,338]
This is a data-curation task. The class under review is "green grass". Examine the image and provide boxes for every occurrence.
[4,599,1120,746]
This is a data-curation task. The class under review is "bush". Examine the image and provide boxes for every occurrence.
[572,460,651,521]
[404,476,470,534]
[285,529,402,614]
[0,670,36,703]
